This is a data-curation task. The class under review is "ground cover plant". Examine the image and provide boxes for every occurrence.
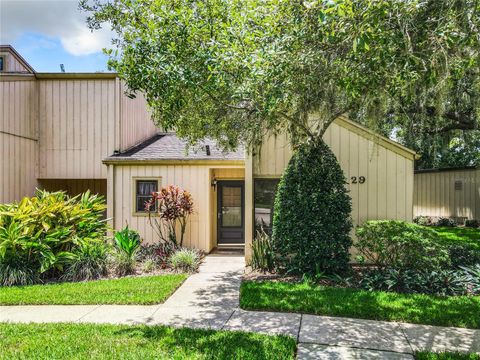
[0,190,108,286]
[416,353,480,360]
[0,323,296,360]
[240,280,480,329]
[0,274,186,305]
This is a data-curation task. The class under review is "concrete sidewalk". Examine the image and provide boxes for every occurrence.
[1,255,480,359]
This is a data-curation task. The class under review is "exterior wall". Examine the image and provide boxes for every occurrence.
[0,51,31,73]
[119,81,157,151]
[38,79,117,179]
[0,78,38,203]
[38,179,107,198]
[252,120,415,226]
[414,169,480,220]
[109,163,244,252]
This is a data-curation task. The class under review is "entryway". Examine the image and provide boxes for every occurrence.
[217,180,245,246]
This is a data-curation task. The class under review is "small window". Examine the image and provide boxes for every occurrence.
[0,56,4,72]
[454,180,463,191]
[254,178,280,236]
[135,180,158,213]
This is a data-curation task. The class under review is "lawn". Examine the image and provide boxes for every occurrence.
[416,353,480,360]
[432,226,480,250]
[240,281,480,329]
[0,274,187,305]
[0,323,296,360]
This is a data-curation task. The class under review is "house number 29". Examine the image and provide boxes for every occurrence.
[351,176,366,184]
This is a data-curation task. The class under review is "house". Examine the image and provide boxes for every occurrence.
[0,45,417,259]
[414,166,480,222]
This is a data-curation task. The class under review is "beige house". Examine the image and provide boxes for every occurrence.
[414,167,480,221]
[1,45,417,259]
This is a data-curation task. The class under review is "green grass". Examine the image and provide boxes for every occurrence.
[0,323,296,360]
[432,226,480,250]
[240,281,480,329]
[416,352,480,360]
[0,274,187,305]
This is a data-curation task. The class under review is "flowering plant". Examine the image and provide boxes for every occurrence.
[147,185,194,247]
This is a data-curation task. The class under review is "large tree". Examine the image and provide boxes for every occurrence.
[81,0,480,152]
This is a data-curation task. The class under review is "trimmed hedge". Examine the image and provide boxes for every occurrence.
[272,141,352,275]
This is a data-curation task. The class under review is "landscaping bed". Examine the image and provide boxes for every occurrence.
[0,274,187,305]
[416,353,480,360]
[240,280,480,329]
[0,323,296,359]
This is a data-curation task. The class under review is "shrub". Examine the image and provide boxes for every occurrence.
[62,240,109,281]
[446,244,480,268]
[436,217,457,227]
[142,259,156,273]
[138,243,172,268]
[272,141,352,275]
[0,190,107,285]
[359,268,470,296]
[460,264,480,294]
[251,230,274,272]
[465,219,480,228]
[147,185,194,248]
[169,248,201,273]
[112,226,141,276]
[413,216,434,226]
[355,220,450,272]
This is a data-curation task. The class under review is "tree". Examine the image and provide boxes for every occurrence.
[80,0,480,150]
[272,142,352,275]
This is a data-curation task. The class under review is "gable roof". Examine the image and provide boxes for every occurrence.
[335,115,418,160]
[103,133,245,165]
[0,45,35,74]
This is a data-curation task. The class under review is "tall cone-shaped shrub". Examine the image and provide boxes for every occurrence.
[272,141,352,275]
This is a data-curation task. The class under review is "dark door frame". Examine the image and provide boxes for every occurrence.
[216,180,245,245]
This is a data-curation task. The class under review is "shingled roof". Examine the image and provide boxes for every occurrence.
[104,133,245,163]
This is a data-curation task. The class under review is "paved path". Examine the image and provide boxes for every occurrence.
[1,255,480,359]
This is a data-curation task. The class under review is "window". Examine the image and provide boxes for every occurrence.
[0,56,4,72]
[135,179,158,213]
[254,179,280,236]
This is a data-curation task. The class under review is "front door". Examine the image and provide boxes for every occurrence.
[217,181,245,244]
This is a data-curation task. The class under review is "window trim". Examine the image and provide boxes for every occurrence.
[132,177,162,217]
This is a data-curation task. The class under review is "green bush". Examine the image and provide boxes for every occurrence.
[446,244,480,268]
[62,241,109,281]
[0,190,107,286]
[251,230,274,272]
[436,217,457,227]
[169,248,201,273]
[355,221,450,272]
[272,141,352,275]
[465,219,480,228]
[112,226,141,276]
[413,215,434,226]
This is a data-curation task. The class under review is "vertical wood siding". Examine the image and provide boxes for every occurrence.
[252,121,415,227]
[38,179,107,198]
[0,52,31,73]
[414,169,480,220]
[112,164,244,251]
[38,79,117,179]
[0,80,38,203]
[119,81,158,151]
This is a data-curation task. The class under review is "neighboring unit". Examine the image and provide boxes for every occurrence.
[1,45,418,259]
[414,167,480,221]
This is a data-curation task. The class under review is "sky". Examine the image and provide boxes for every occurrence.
[0,0,113,72]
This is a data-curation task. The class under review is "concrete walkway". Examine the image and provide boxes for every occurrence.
[1,255,480,359]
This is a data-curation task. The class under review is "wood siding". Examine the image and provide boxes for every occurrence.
[414,169,480,220]
[38,79,117,179]
[0,79,38,203]
[0,51,31,73]
[38,179,107,198]
[252,120,415,226]
[119,81,157,151]
[110,164,244,251]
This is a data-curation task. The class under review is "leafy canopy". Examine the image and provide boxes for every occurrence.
[81,0,480,150]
